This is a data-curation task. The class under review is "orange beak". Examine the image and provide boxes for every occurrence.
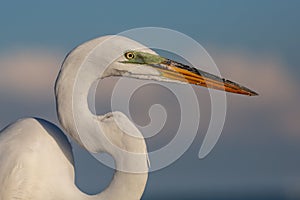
[153,59,258,96]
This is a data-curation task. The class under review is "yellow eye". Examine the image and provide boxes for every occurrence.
[125,52,135,60]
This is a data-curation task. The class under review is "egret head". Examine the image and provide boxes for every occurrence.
[106,50,258,96]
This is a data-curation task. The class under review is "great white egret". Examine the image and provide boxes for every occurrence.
[0,35,257,200]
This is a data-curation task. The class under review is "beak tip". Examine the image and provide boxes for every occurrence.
[248,90,259,96]
[251,90,259,96]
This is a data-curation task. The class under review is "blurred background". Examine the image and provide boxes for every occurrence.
[0,1,299,199]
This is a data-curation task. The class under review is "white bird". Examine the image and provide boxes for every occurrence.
[0,35,257,200]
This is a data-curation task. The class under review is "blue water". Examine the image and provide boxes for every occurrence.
[142,195,290,200]
[142,192,294,200]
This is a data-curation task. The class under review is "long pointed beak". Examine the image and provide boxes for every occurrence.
[152,59,258,96]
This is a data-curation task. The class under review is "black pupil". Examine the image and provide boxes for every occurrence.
[127,53,133,59]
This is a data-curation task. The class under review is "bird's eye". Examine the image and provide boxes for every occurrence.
[125,52,135,60]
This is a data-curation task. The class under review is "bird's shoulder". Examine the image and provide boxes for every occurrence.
[0,118,71,153]
[0,118,75,199]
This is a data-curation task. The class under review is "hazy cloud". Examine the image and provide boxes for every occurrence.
[210,49,300,135]
[0,49,63,99]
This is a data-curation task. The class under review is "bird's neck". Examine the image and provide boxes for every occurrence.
[55,37,105,152]
[55,36,148,200]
